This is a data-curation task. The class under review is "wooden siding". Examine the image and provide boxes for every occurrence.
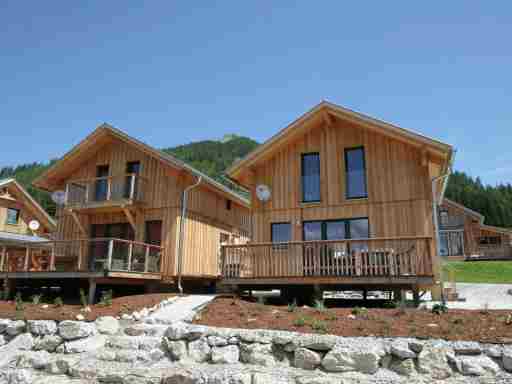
[53,136,250,280]
[249,119,436,243]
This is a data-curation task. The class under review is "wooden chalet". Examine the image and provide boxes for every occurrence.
[439,198,512,260]
[2,125,250,302]
[0,178,57,278]
[222,101,454,301]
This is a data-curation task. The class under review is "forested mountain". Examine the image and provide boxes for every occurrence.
[1,135,511,229]
[445,171,512,228]
[0,135,259,217]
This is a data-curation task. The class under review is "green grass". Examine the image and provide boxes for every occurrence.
[443,261,512,284]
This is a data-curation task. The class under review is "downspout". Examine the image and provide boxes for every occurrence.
[431,149,456,301]
[176,176,202,294]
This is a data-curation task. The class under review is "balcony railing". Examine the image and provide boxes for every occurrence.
[65,174,147,208]
[438,215,465,229]
[221,237,433,280]
[0,238,162,274]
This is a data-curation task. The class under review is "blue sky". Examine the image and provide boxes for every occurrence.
[1,1,511,185]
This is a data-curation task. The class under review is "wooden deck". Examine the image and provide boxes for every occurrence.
[221,236,434,286]
[0,237,162,277]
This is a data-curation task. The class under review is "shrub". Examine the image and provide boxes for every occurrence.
[432,303,448,315]
[311,319,328,333]
[79,289,88,308]
[506,314,512,325]
[383,300,398,309]
[98,290,113,307]
[15,292,24,319]
[326,312,337,321]
[30,293,43,305]
[293,316,306,327]
[287,299,297,313]
[352,306,369,318]
[53,297,64,307]
[314,299,326,313]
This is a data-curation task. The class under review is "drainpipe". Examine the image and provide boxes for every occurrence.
[431,149,456,302]
[176,176,202,294]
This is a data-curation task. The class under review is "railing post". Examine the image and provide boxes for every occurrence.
[129,174,136,200]
[144,246,150,272]
[220,245,225,277]
[0,246,6,272]
[85,184,90,204]
[106,177,112,201]
[107,239,114,271]
[127,243,133,272]
[50,244,55,271]
[77,240,83,271]
[24,247,30,271]
[64,183,70,205]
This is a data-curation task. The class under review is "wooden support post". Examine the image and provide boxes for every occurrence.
[127,243,133,272]
[64,183,70,205]
[107,240,114,271]
[144,246,150,273]
[68,209,87,237]
[77,240,83,271]
[85,184,90,203]
[122,206,137,232]
[106,177,112,201]
[129,174,136,199]
[0,246,6,272]
[88,278,96,305]
[50,244,56,271]
[24,247,30,271]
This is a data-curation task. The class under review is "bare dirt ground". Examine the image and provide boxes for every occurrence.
[194,297,512,344]
[0,293,175,321]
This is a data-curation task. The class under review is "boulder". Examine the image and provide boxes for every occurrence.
[95,316,120,335]
[0,333,34,368]
[124,325,145,336]
[27,320,57,336]
[417,345,452,380]
[207,370,252,384]
[58,320,95,340]
[44,356,78,375]
[165,322,190,340]
[483,344,503,358]
[165,339,188,361]
[6,320,26,336]
[294,347,322,370]
[240,343,277,367]
[63,334,106,353]
[16,350,52,369]
[0,319,11,333]
[321,340,384,374]
[503,348,512,372]
[390,358,416,376]
[139,336,162,351]
[33,334,63,352]
[451,355,500,376]
[451,341,482,355]
[252,373,293,384]
[107,335,140,349]
[390,340,416,359]
[0,334,6,347]
[295,376,342,384]
[208,335,228,347]
[299,334,338,351]
[188,338,211,363]
[211,345,240,364]
[162,369,204,384]
[149,348,165,362]
[115,350,138,363]
[6,369,33,384]
[408,340,424,353]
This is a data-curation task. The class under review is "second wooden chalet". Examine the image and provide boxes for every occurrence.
[438,198,512,260]
[223,101,454,301]
[2,125,250,301]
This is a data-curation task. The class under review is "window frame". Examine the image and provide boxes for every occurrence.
[344,146,368,200]
[5,208,20,225]
[302,217,370,241]
[301,152,321,203]
[271,222,292,250]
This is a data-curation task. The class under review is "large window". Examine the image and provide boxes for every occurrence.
[303,218,369,241]
[345,147,367,199]
[301,153,321,202]
[6,208,20,225]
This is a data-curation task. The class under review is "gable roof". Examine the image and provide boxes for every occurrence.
[32,124,250,208]
[0,178,56,231]
[442,198,485,224]
[227,100,454,182]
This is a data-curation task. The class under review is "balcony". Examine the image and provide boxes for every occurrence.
[65,174,147,211]
[438,215,465,230]
[221,237,434,284]
[0,238,162,276]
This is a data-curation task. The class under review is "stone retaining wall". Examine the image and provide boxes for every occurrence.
[1,313,512,383]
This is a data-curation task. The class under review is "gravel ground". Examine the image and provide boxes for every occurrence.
[423,283,512,310]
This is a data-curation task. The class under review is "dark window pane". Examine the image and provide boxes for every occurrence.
[6,208,20,225]
[303,221,322,241]
[271,223,291,243]
[326,221,346,240]
[345,148,367,199]
[302,153,320,202]
[350,218,369,239]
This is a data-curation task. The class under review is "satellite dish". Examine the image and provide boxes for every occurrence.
[51,190,66,206]
[256,184,271,202]
[29,220,40,231]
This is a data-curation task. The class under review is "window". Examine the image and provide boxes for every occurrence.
[301,153,321,202]
[226,199,232,211]
[479,236,501,246]
[440,210,449,226]
[345,147,367,199]
[145,220,162,246]
[303,218,369,241]
[6,208,20,225]
[271,223,291,249]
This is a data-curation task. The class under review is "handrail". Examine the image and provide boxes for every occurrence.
[67,174,149,184]
[222,236,433,248]
[14,237,163,250]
